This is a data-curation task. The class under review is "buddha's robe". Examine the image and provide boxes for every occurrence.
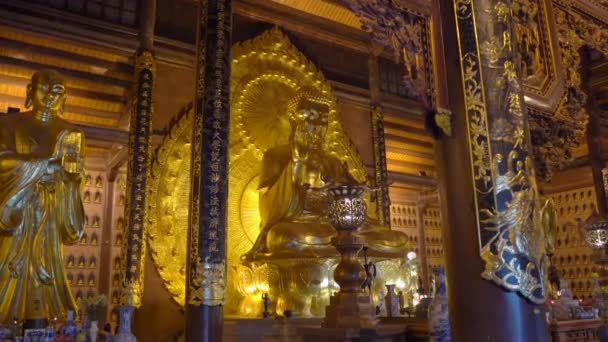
[246,144,409,260]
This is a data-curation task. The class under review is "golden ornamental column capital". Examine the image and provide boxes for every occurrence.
[135,49,156,74]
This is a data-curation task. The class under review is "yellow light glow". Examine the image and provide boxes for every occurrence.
[245,285,256,295]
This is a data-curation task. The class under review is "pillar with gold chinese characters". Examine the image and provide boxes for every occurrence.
[435,0,550,338]
[371,106,390,225]
[116,50,155,339]
[186,0,232,341]
[116,0,156,337]
[368,44,391,226]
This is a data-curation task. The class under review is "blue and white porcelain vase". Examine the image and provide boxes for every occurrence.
[428,267,451,342]
[114,306,136,342]
[60,310,79,341]
[385,284,400,317]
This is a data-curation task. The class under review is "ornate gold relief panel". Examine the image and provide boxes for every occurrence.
[454,0,547,303]
[340,0,435,107]
[513,0,558,95]
[528,5,608,181]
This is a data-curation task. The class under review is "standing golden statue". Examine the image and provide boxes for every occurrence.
[242,87,409,261]
[0,70,85,322]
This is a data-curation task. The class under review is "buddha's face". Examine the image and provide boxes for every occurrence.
[293,108,328,150]
[27,71,66,114]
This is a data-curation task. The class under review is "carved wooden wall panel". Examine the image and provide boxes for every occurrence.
[390,203,445,279]
[550,186,597,298]
[107,172,127,324]
[391,204,420,253]
[60,157,127,327]
[64,168,106,306]
[515,0,561,98]
[423,207,445,271]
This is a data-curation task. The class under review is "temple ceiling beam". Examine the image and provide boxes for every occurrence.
[560,0,608,25]
[234,0,372,53]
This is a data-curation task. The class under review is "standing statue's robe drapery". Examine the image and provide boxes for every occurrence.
[0,119,85,323]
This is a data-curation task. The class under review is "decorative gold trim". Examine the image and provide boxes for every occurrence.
[188,258,226,306]
[135,50,156,74]
[371,106,390,225]
[602,167,608,197]
[147,107,193,305]
[453,0,546,303]
[434,108,452,137]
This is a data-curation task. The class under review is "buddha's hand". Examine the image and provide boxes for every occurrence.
[292,123,310,162]
[52,131,83,173]
[61,152,83,174]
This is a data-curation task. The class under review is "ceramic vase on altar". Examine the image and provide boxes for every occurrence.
[376,288,387,316]
[428,267,451,342]
[114,306,136,342]
[385,284,400,317]
[60,310,79,340]
[89,321,98,342]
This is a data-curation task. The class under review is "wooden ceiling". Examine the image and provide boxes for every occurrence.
[269,0,361,29]
[0,0,440,187]
[0,19,133,165]
[0,24,131,128]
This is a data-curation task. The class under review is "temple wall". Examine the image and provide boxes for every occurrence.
[547,183,598,299]
[336,99,374,167]
[153,62,195,130]
[63,168,106,309]
[389,203,445,282]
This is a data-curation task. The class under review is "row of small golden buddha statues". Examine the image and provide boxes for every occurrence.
[77,232,99,245]
[425,248,444,258]
[66,272,97,287]
[553,253,594,266]
[66,255,97,269]
[82,190,103,204]
[74,290,100,303]
[559,268,598,281]
[553,190,595,206]
[84,174,104,188]
[83,214,102,228]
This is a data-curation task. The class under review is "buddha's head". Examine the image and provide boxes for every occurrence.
[288,87,332,149]
[26,69,67,121]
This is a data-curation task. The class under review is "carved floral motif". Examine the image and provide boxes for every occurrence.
[528,6,601,181]
[340,0,433,107]
[453,0,546,303]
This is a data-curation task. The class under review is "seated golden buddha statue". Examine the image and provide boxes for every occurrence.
[0,70,85,323]
[242,87,409,262]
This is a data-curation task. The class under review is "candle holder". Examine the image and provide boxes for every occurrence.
[320,176,378,328]
[578,210,608,265]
